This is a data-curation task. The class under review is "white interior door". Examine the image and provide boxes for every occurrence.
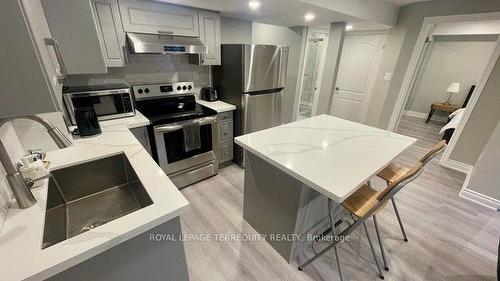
[331,33,387,123]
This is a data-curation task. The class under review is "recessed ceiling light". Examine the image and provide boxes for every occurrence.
[304,13,315,22]
[248,1,260,10]
[345,25,353,31]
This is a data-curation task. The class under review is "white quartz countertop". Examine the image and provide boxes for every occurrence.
[0,111,190,281]
[235,115,416,202]
[196,99,236,113]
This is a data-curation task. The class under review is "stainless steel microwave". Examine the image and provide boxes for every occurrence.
[62,85,135,125]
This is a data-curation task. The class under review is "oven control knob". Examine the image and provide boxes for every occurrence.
[145,88,150,93]
[188,85,192,90]
[138,89,143,94]
[177,86,182,91]
[182,86,187,90]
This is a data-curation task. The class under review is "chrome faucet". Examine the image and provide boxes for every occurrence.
[0,115,72,208]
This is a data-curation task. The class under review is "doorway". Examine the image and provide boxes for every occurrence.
[385,15,500,174]
[330,32,387,123]
[297,28,328,119]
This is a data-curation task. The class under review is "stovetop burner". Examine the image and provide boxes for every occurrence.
[132,82,216,125]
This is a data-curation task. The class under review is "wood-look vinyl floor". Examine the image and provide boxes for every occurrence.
[179,116,500,281]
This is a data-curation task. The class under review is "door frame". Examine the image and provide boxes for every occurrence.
[331,30,388,123]
[294,27,329,120]
[385,12,500,170]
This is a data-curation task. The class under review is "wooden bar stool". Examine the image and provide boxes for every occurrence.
[372,140,447,270]
[298,162,425,281]
[376,140,446,240]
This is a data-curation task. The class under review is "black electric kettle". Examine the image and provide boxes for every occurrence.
[200,87,218,101]
[72,107,101,137]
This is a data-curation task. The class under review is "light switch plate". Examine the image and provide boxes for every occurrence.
[384,72,392,81]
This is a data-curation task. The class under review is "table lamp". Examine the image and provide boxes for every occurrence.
[445,82,460,105]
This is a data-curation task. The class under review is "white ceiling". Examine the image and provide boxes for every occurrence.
[386,0,431,6]
[159,0,397,30]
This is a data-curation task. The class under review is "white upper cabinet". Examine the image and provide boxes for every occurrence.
[198,10,221,65]
[118,0,199,37]
[91,0,126,67]
[41,0,107,74]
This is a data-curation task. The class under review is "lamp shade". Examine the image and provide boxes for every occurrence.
[446,82,460,93]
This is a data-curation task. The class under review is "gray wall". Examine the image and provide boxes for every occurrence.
[220,17,253,44]
[316,22,345,115]
[466,119,500,201]
[449,54,500,165]
[0,0,58,117]
[252,23,307,124]
[406,38,495,114]
[364,0,500,129]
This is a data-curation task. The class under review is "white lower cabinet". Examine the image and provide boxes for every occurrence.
[217,111,234,165]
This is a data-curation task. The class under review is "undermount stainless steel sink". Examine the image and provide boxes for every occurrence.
[42,153,153,249]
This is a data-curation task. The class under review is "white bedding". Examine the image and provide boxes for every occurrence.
[440,108,465,134]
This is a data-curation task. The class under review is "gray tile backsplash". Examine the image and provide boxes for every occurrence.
[66,55,210,88]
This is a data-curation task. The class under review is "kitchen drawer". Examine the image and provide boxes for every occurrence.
[218,111,233,122]
[219,142,233,163]
[118,0,199,37]
[218,121,233,143]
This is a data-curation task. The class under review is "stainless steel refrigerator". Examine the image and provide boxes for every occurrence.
[213,44,289,166]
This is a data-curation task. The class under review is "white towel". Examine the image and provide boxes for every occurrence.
[439,108,465,134]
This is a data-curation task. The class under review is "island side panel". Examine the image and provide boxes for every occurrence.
[47,217,189,281]
[291,187,330,260]
[243,152,303,262]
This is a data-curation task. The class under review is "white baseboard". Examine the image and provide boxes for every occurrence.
[404,110,448,123]
[441,158,473,174]
[442,159,500,211]
[460,188,500,211]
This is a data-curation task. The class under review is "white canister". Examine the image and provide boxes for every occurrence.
[20,160,49,188]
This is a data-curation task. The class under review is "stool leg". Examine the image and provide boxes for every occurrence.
[328,199,344,281]
[363,222,384,279]
[392,198,408,242]
[373,215,389,271]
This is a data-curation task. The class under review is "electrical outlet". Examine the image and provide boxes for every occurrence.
[384,72,392,81]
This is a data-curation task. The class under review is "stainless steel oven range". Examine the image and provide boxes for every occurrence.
[133,82,218,188]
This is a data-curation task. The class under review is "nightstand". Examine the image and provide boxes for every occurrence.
[426,102,460,123]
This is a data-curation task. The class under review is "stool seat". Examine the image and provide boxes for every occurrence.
[342,184,380,218]
[377,162,409,185]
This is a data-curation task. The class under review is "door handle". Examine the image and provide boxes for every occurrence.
[157,30,174,35]
[44,38,67,83]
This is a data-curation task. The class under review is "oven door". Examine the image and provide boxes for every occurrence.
[154,116,218,175]
[64,90,135,125]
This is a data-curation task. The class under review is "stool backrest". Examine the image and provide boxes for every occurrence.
[419,140,447,165]
[360,140,446,219]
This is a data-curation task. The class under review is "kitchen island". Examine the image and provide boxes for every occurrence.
[234,115,416,262]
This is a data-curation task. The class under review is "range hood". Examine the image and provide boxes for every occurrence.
[126,32,207,55]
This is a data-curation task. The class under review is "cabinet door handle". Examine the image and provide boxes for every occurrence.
[122,45,129,64]
[157,30,174,35]
[44,38,67,83]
